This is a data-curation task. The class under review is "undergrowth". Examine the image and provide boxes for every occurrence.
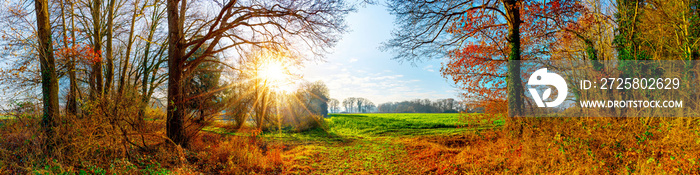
[3,108,699,174]
[403,115,700,174]
[0,95,285,174]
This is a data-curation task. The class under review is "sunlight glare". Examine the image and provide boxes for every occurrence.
[260,60,296,93]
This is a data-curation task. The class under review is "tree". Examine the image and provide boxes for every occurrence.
[355,97,364,113]
[306,81,330,117]
[165,0,351,147]
[240,49,277,130]
[377,98,464,113]
[383,0,526,116]
[385,0,584,116]
[614,0,649,61]
[342,98,351,113]
[58,0,79,115]
[184,48,224,125]
[88,0,104,100]
[35,0,59,153]
[103,0,117,95]
[135,0,168,123]
[328,98,340,113]
[363,101,375,113]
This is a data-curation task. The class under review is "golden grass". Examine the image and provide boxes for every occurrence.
[1,96,698,174]
[397,116,700,174]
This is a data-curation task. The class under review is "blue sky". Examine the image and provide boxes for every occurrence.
[301,4,461,105]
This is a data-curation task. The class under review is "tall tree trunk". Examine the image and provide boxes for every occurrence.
[105,0,116,95]
[254,78,263,130]
[61,0,78,115]
[166,0,187,147]
[90,0,103,100]
[139,6,161,125]
[118,0,141,96]
[140,24,154,124]
[505,0,523,117]
[35,0,59,153]
[504,0,526,138]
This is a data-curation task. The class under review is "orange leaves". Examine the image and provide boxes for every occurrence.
[53,34,102,63]
[441,42,507,110]
[54,42,102,63]
[441,0,586,113]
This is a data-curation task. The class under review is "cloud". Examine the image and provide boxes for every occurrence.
[423,65,435,72]
[349,58,358,63]
[305,68,442,104]
[302,60,454,105]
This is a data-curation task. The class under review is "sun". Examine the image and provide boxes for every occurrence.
[259,60,297,93]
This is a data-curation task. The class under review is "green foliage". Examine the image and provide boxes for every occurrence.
[304,81,330,117]
[613,0,650,60]
[326,113,501,137]
[140,162,170,175]
[184,54,224,124]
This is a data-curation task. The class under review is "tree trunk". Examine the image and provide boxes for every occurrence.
[90,0,103,100]
[505,0,523,117]
[139,21,155,125]
[104,0,116,95]
[118,0,140,96]
[61,0,78,115]
[68,54,78,114]
[166,0,187,147]
[35,0,59,153]
[254,79,265,130]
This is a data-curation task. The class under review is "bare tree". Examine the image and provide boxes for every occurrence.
[328,98,339,113]
[87,0,104,99]
[342,98,350,113]
[35,0,59,153]
[59,0,79,115]
[103,0,117,95]
[164,0,352,147]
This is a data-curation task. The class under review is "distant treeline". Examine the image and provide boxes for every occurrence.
[327,97,377,113]
[377,98,468,113]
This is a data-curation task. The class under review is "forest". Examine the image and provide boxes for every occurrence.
[1,0,700,174]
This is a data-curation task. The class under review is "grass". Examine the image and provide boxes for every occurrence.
[259,113,700,174]
[326,113,502,137]
[256,113,497,174]
[6,110,697,174]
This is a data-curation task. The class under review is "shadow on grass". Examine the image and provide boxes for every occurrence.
[264,128,353,145]
[203,113,503,146]
[202,124,354,146]
[327,113,502,137]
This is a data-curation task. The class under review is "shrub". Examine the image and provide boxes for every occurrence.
[145,107,166,121]
[292,114,326,132]
[186,132,284,174]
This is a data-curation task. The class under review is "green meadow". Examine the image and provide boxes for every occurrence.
[253,113,503,174]
[326,113,502,137]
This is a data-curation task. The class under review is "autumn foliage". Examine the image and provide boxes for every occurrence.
[54,36,102,64]
[441,0,585,113]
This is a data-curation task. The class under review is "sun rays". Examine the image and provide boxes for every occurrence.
[259,60,297,93]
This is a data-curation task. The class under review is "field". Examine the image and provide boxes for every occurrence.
[198,113,501,173]
[247,113,503,174]
[243,113,700,174]
[3,112,700,174]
